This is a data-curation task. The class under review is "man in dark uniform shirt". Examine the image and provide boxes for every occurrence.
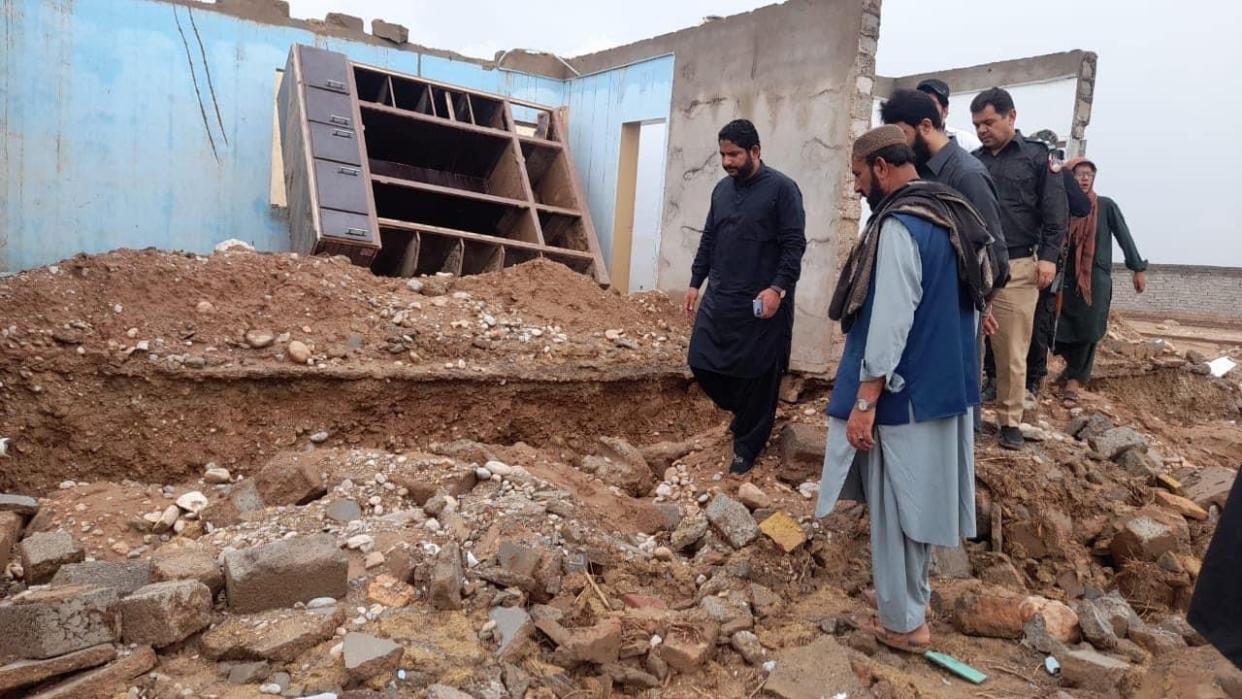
[684,119,807,475]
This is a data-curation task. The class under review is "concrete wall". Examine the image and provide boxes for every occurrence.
[0,0,672,276]
[1112,264,1242,325]
[570,0,881,374]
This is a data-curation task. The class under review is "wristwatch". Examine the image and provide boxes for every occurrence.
[769,286,786,299]
[855,398,875,412]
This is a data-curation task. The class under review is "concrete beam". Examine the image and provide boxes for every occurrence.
[881,50,1089,95]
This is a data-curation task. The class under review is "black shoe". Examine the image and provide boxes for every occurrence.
[981,380,997,403]
[729,453,755,475]
[999,426,1024,451]
[1027,381,1042,398]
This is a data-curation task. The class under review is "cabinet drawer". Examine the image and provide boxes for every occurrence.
[298,45,350,94]
[308,122,362,166]
[319,209,375,244]
[304,86,354,128]
[314,159,370,214]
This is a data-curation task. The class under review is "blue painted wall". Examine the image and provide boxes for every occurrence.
[0,0,673,274]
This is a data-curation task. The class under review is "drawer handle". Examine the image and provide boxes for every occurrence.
[325,79,346,90]
[344,227,368,238]
[329,115,351,125]
[331,129,353,138]
[338,167,359,176]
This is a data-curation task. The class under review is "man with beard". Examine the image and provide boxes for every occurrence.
[916,78,982,153]
[818,125,987,652]
[684,119,806,475]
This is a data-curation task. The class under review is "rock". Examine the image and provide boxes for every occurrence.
[489,606,533,659]
[730,630,765,665]
[1076,599,1119,650]
[1058,647,1142,694]
[497,540,542,577]
[366,574,414,608]
[705,494,760,548]
[346,534,374,551]
[175,490,208,514]
[115,580,212,647]
[223,534,348,613]
[1153,490,1209,521]
[153,503,181,533]
[979,558,1026,590]
[151,541,225,595]
[427,685,474,699]
[227,661,271,684]
[562,618,622,664]
[1090,427,1148,460]
[325,498,363,524]
[0,493,39,516]
[758,511,807,552]
[1182,466,1237,509]
[953,589,1027,639]
[215,238,256,253]
[254,454,326,506]
[736,483,770,510]
[1156,614,1206,646]
[764,636,866,699]
[1111,513,1178,563]
[584,436,653,497]
[24,645,155,699]
[51,559,152,596]
[0,511,23,571]
[0,644,116,694]
[370,17,408,43]
[640,440,696,471]
[1129,623,1187,656]
[1072,413,1115,441]
[204,466,232,484]
[930,544,973,579]
[287,340,311,364]
[0,585,120,659]
[659,621,718,673]
[1093,593,1141,638]
[777,424,827,484]
[200,479,266,528]
[244,330,275,349]
[429,543,465,610]
[19,531,85,584]
[195,300,215,314]
[309,431,330,444]
[202,605,346,662]
[343,632,403,680]
[670,512,708,551]
[1020,597,1080,644]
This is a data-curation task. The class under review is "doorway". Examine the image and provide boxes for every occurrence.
[611,120,667,293]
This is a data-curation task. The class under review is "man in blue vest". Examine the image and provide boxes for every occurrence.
[819,125,988,652]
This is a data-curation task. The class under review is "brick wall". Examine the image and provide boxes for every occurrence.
[1111,264,1242,324]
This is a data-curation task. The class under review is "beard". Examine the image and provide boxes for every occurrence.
[912,132,932,167]
[865,178,886,210]
[725,153,755,179]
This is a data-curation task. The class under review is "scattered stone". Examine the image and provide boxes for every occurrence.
[153,504,181,533]
[427,685,474,699]
[1020,597,1080,644]
[1111,513,1178,563]
[489,606,533,659]
[670,512,708,551]
[764,636,866,699]
[0,493,39,516]
[1153,490,1209,521]
[736,483,770,510]
[364,551,385,569]
[254,454,327,506]
[115,580,212,647]
[1182,466,1236,509]
[930,544,973,579]
[227,661,271,685]
[150,541,225,595]
[700,596,754,634]
[1129,623,1188,656]
[175,490,208,514]
[1058,647,1142,694]
[758,511,807,552]
[1071,413,1115,441]
[343,632,403,681]
[366,574,414,608]
[1092,593,1141,638]
[1157,614,1206,646]
[561,618,622,664]
[200,479,266,528]
[325,498,363,524]
[202,605,346,661]
[1076,599,1119,650]
[0,585,120,659]
[24,645,155,699]
[51,559,152,596]
[244,330,275,349]
[705,494,760,548]
[0,511,22,570]
[0,644,115,694]
[19,531,85,584]
[953,589,1027,639]
[659,621,718,673]
[1090,426,1148,460]
[429,543,465,610]
[223,534,348,613]
[584,437,653,497]
[777,424,827,484]
[287,340,311,364]
[204,466,232,484]
[346,534,374,551]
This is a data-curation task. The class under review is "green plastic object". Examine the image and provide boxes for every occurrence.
[924,650,988,684]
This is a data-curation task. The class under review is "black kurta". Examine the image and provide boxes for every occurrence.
[1056,196,1147,345]
[1189,473,1242,670]
[688,165,806,378]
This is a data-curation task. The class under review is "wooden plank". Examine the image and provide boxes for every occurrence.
[518,134,564,150]
[376,218,593,260]
[503,100,548,248]
[610,122,641,293]
[371,174,531,209]
[536,203,581,217]
[359,102,512,140]
[397,231,421,278]
[549,107,609,286]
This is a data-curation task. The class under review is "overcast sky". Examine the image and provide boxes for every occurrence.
[285,0,1241,266]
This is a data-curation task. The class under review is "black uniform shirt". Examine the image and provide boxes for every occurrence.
[973,131,1068,262]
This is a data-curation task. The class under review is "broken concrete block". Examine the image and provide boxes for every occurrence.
[343,632,403,681]
[730,630,765,665]
[226,660,271,684]
[0,511,23,571]
[758,511,806,552]
[1111,513,1178,563]
[151,541,225,595]
[764,636,866,699]
[371,18,408,44]
[736,483,770,510]
[0,644,116,694]
[1182,466,1237,509]
[670,512,708,551]
[1153,490,1209,521]
[115,580,213,647]
[561,618,622,664]
[324,11,363,31]
[223,534,347,613]
[659,620,718,673]
[51,559,152,596]
[1071,413,1115,441]
[1128,623,1187,657]
[1058,647,1142,694]
[0,585,120,659]
[582,439,653,497]
[1093,593,1141,638]
[489,606,533,660]
[952,589,1026,639]
[777,424,826,484]
[705,494,759,548]
[429,542,464,611]
[325,498,363,524]
[1076,599,1119,650]
[1090,426,1148,460]
[700,596,754,634]
[25,645,156,699]
[19,531,85,584]
[202,605,345,662]
[0,493,39,516]
[930,543,973,579]
[426,685,474,699]
[254,454,326,506]
[1019,597,1080,644]
[201,479,266,528]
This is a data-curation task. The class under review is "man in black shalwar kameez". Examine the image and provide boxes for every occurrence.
[684,120,806,475]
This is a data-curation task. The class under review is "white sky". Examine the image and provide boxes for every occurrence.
[285,0,1242,267]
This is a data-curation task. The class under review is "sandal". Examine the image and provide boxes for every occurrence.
[849,613,932,654]
[1061,390,1080,407]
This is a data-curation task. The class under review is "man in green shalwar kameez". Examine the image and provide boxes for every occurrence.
[1055,158,1148,401]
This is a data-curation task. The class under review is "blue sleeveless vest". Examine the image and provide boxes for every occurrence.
[827,213,979,425]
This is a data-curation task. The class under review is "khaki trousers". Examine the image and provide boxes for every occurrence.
[990,257,1039,427]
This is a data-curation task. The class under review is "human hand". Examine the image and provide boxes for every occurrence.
[846,407,876,452]
[982,307,999,336]
[757,288,781,319]
[1036,260,1056,289]
[684,288,699,318]
[1133,271,1146,294]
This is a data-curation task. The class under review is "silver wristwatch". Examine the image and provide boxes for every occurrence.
[855,398,876,412]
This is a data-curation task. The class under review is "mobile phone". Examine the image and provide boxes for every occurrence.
[753,298,764,317]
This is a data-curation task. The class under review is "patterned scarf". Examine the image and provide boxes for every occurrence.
[1066,158,1099,305]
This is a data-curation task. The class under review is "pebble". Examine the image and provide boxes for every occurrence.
[258,684,282,695]
[111,542,131,555]
[475,467,493,481]
[287,340,311,364]
[204,466,232,484]
[425,518,442,532]
[310,431,330,444]
[364,551,385,569]
[244,329,275,349]
[346,534,374,551]
[655,483,673,498]
[175,490,208,513]
[653,546,674,561]
[797,482,818,500]
[59,480,77,489]
[195,300,214,314]
[307,597,338,609]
